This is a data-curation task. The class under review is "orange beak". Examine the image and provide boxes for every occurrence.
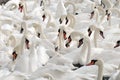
[86,61,94,66]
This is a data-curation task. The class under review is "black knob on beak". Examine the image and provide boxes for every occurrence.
[78,38,84,48]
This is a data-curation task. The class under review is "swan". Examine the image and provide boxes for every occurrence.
[31,22,47,39]
[29,37,39,73]
[54,26,67,51]
[64,1,76,14]
[4,0,19,11]
[86,59,110,80]
[14,33,30,73]
[64,31,91,67]
[65,14,76,28]
[88,24,105,47]
[90,6,108,24]
[101,0,113,9]
[109,64,120,80]
[42,10,57,28]
[105,8,120,28]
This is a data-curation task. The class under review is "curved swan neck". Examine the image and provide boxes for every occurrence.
[67,14,75,28]
[59,28,64,49]
[64,1,76,14]
[94,30,98,47]
[95,9,99,23]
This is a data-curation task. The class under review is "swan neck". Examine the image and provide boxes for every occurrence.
[97,63,103,80]
[67,14,75,28]
[59,29,64,49]
[86,39,91,64]
[94,31,97,47]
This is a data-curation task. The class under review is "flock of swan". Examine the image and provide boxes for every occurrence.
[0,0,120,80]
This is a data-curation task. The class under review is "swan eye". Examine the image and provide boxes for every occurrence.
[117,40,120,44]
[91,59,98,64]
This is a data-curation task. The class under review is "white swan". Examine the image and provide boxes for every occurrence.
[29,37,39,73]
[54,26,67,51]
[88,24,105,47]
[65,14,76,28]
[109,64,120,80]
[14,34,30,73]
[101,0,113,9]
[86,59,110,80]
[106,8,120,28]
[64,31,91,66]
[31,22,47,39]
[4,0,19,11]
[64,1,76,14]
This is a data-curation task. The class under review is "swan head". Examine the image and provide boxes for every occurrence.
[77,38,84,48]
[18,2,23,12]
[25,38,30,49]
[114,40,120,48]
[88,26,105,39]
[99,30,105,39]
[87,59,103,66]
[90,11,95,19]
[12,51,17,61]
[58,28,67,40]
[59,18,62,24]
[88,28,92,36]
[65,17,69,24]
